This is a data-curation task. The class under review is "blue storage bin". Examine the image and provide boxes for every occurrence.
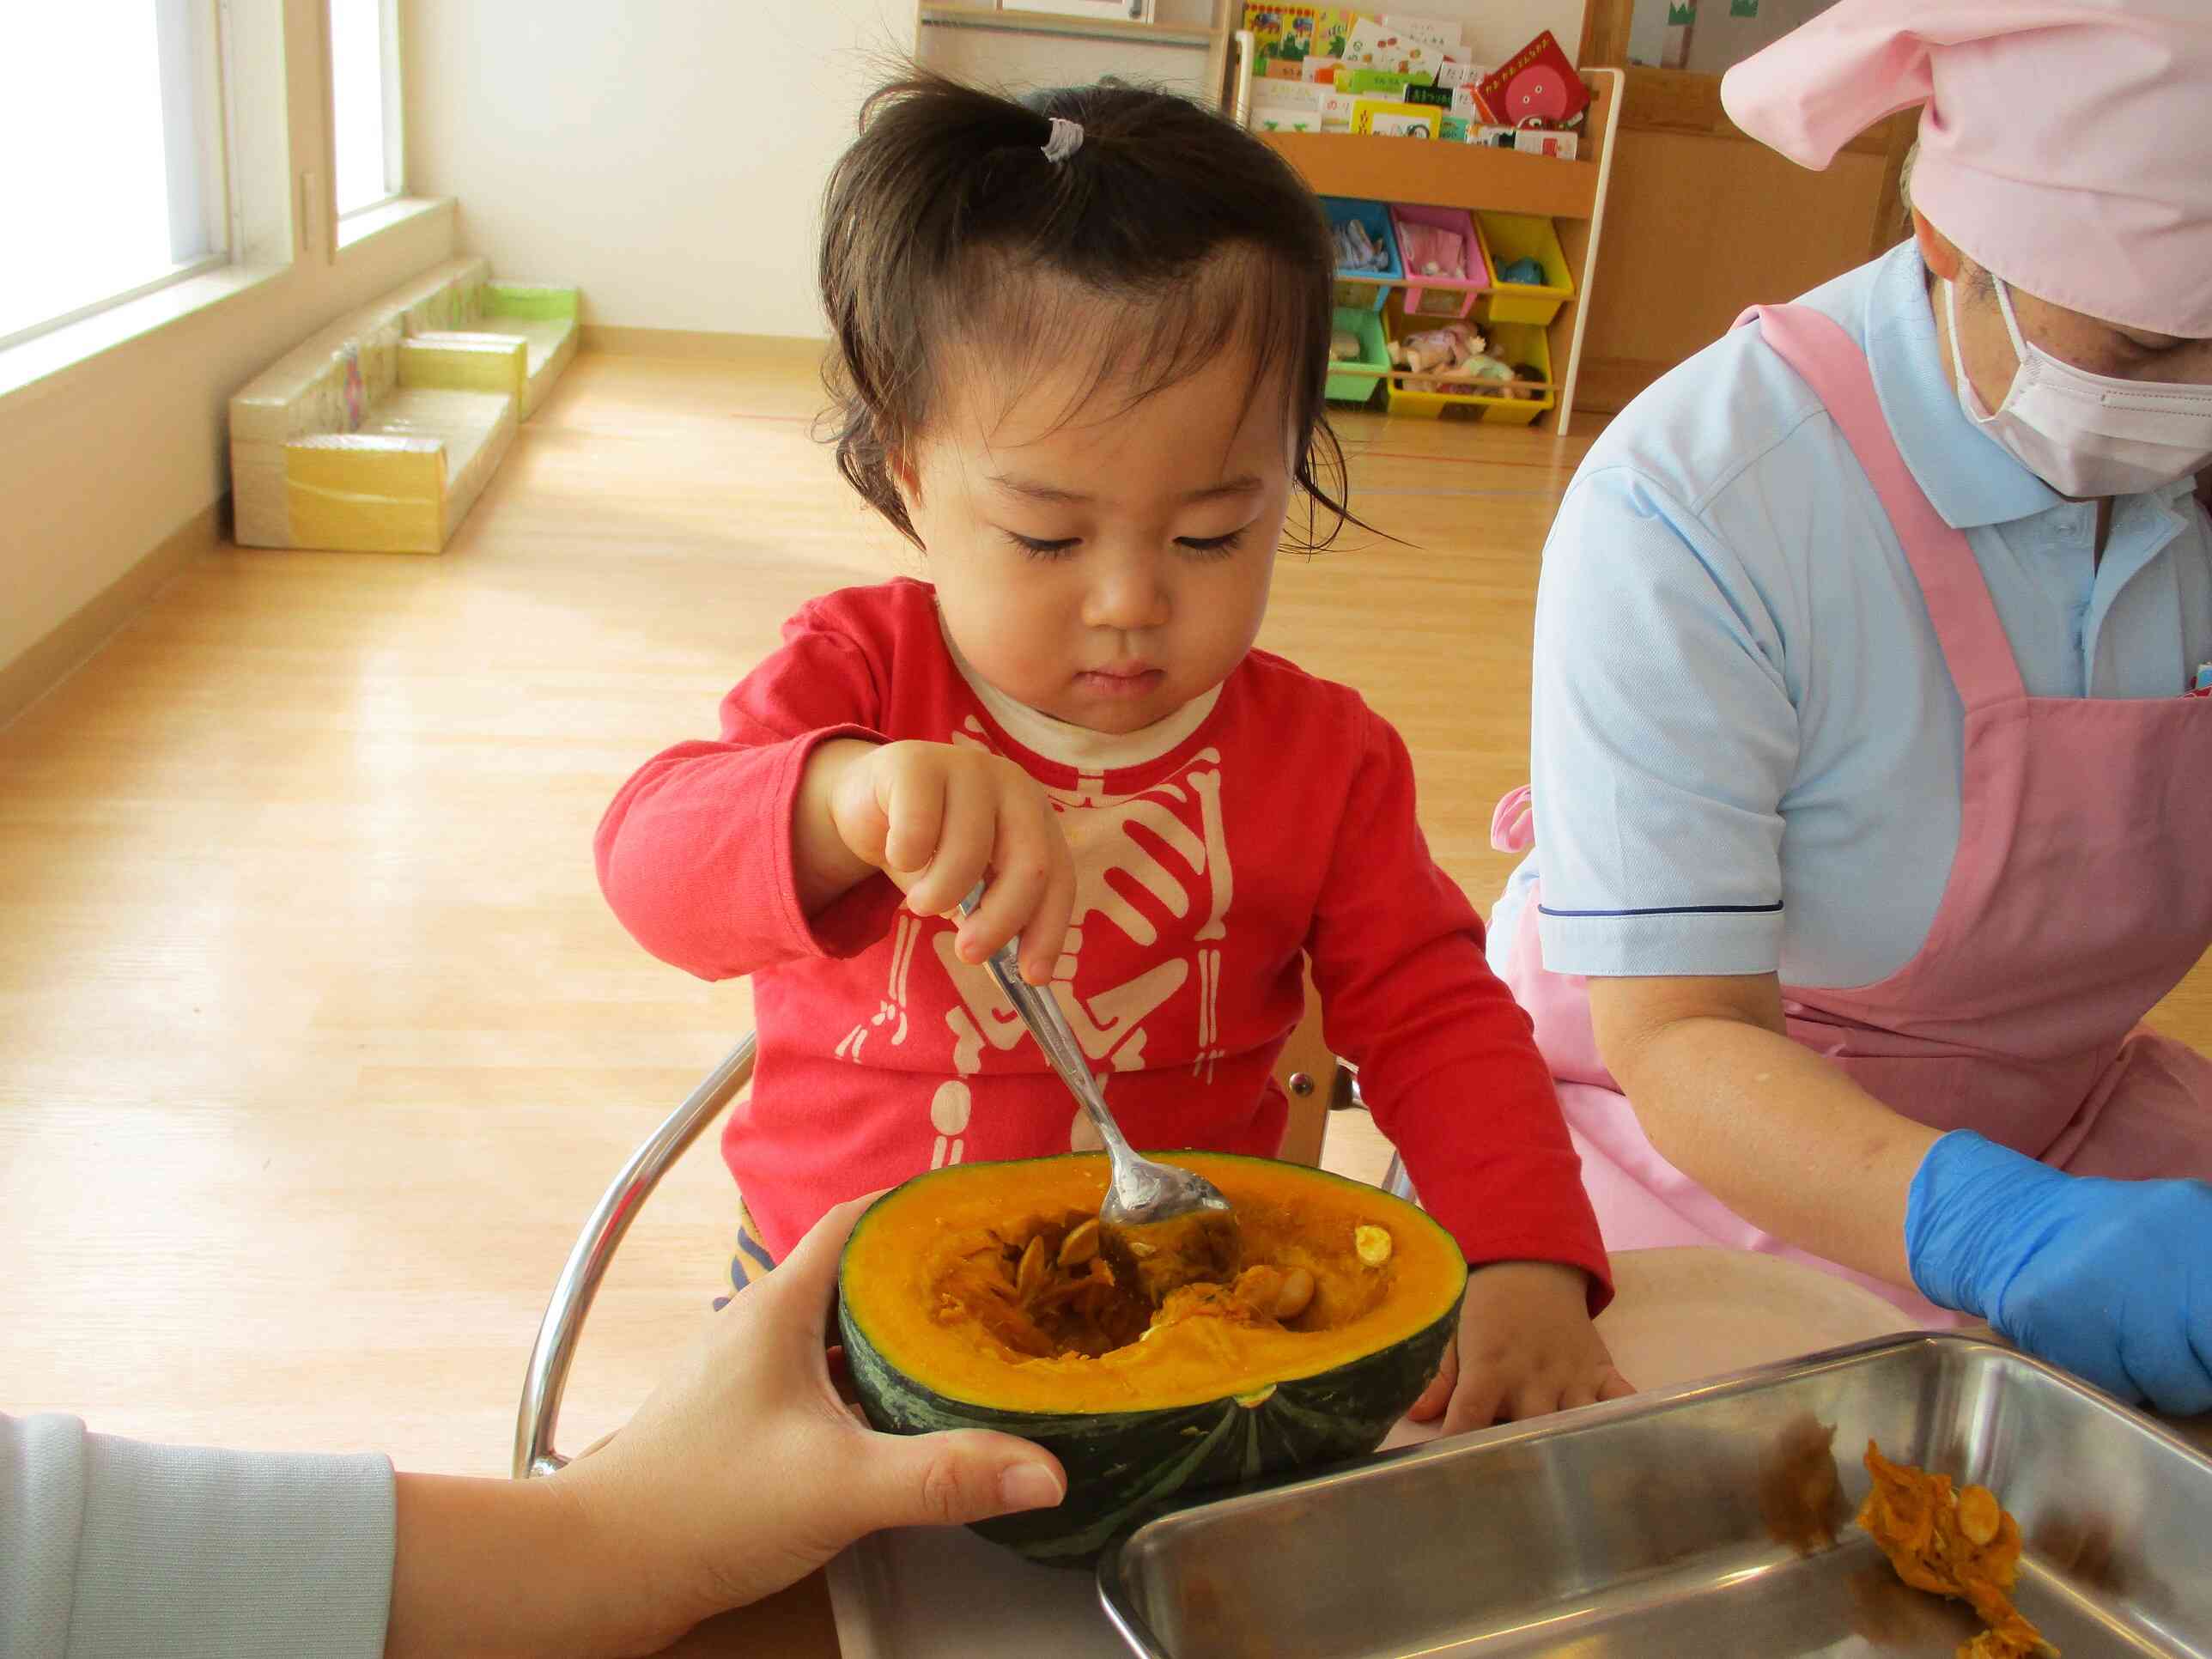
[1322,196,1399,315]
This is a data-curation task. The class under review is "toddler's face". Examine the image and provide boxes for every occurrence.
[898,340,1293,736]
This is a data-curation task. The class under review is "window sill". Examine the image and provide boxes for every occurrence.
[0,264,289,407]
[337,195,452,255]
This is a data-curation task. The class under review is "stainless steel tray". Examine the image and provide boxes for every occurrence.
[1098,1333,2212,1657]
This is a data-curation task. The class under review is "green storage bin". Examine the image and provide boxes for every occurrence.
[1325,306,1389,406]
[1473,211,1573,327]
[1381,308,1556,426]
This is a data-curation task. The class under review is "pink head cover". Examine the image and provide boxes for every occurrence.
[1720,0,2212,337]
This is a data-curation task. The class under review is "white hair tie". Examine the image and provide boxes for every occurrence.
[1042,117,1084,164]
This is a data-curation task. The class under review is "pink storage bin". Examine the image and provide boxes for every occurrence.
[1386,204,1490,320]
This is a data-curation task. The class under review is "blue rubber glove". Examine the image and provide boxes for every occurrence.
[1905,1129,2212,1414]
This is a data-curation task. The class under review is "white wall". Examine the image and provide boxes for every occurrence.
[1418,0,1586,64]
[401,0,915,341]
[0,0,456,685]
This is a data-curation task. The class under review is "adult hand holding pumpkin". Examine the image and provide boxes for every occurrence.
[526,1198,1066,1655]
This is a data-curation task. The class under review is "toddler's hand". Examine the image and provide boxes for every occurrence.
[827,739,1076,982]
[1407,1261,1632,1435]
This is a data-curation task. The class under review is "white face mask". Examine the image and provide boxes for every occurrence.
[1945,275,2212,499]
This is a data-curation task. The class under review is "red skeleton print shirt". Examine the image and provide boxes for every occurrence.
[596,580,1607,1302]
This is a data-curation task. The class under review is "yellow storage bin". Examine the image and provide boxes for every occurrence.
[1473,212,1573,327]
[1381,308,1556,426]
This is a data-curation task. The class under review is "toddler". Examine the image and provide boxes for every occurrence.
[597,74,1626,1431]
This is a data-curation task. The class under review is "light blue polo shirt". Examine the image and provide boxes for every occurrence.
[1489,239,2212,990]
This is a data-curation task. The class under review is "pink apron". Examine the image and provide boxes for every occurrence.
[1498,303,2212,1323]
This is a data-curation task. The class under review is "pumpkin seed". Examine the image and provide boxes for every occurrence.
[1236,1266,1284,1310]
[1354,1224,1393,1267]
[1017,1235,1047,1297]
[1274,1267,1316,1320]
[1957,1485,2001,1547]
[1058,1218,1100,1267]
[1127,1239,1158,1258]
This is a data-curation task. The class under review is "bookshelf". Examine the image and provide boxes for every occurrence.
[1260,68,1623,434]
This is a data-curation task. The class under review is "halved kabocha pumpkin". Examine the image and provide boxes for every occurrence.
[836,1151,1467,1565]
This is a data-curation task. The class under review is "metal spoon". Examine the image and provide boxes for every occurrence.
[959,882,1238,1297]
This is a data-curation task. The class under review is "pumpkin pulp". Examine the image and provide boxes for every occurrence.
[839,1152,1467,1415]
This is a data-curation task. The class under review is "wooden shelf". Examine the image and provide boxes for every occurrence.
[1258,70,1621,435]
[918,6,1215,49]
[1261,131,1598,220]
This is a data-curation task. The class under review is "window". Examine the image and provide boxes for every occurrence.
[328,0,403,218]
[0,3,229,351]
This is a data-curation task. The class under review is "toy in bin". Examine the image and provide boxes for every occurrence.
[1323,198,1400,314]
[1333,216,1389,274]
[1325,304,1389,405]
[1387,322,1538,399]
[1388,203,1488,320]
[1401,222,1466,280]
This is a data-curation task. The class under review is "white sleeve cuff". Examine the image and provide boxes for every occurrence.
[3,1413,398,1659]
[1536,903,1784,978]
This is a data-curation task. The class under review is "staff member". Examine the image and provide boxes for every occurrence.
[1490,0,2212,1413]
[2,1200,1064,1658]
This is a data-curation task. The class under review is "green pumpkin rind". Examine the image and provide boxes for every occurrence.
[836,1158,1465,1567]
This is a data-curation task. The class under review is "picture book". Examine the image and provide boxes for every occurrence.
[1476,30,1590,127]
[1379,14,1463,50]
[1349,97,1439,138]
[1341,15,1449,78]
[1242,6,1362,70]
[1341,66,1433,94]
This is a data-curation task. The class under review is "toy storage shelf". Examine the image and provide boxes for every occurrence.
[1266,133,1596,218]
[1260,66,1621,436]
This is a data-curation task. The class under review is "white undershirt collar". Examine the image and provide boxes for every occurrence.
[939,614,1221,772]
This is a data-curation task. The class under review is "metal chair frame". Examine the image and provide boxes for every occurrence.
[513,1036,1412,1480]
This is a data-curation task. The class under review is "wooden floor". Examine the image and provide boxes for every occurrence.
[5,347,2209,1480]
